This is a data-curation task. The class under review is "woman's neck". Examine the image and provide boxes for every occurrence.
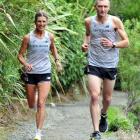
[34,29,45,38]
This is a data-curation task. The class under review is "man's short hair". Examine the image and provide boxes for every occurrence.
[94,0,110,6]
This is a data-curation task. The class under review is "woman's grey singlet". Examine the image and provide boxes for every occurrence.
[26,31,51,74]
[88,15,119,68]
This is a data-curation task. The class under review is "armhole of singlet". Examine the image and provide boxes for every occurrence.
[27,32,32,48]
[110,16,120,41]
[110,16,118,32]
[90,16,95,31]
[45,31,49,38]
[46,31,52,49]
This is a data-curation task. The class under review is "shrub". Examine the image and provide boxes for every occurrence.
[108,107,134,132]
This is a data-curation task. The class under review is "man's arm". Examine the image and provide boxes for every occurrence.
[113,16,129,48]
[82,17,91,52]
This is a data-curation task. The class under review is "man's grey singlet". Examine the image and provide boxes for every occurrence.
[26,31,51,74]
[88,15,119,68]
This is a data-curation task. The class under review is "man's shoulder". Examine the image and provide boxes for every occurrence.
[85,17,91,22]
[110,15,124,29]
[85,16,96,23]
[110,15,122,23]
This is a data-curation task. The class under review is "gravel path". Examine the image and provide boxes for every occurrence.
[7,91,127,140]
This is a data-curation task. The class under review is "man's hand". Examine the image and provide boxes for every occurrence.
[101,38,113,48]
[82,43,89,52]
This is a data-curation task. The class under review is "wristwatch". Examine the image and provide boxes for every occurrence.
[112,42,117,48]
[55,58,59,62]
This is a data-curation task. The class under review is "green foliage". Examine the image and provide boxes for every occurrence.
[118,19,140,118]
[65,0,95,17]
[0,1,140,124]
[128,104,140,129]
[127,112,139,127]
[0,0,87,104]
[110,0,140,20]
[108,107,134,132]
[0,0,35,105]
[54,1,87,88]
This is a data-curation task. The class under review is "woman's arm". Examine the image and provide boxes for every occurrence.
[50,33,62,72]
[17,35,32,71]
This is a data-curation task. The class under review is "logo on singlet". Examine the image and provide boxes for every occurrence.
[33,40,36,43]
[105,25,109,28]
[45,40,48,43]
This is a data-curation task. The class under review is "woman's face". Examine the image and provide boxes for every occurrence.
[35,16,47,31]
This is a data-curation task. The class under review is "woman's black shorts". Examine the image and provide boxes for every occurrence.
[21,73,51,85]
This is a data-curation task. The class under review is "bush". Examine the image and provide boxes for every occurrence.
[127,112,139,127]
[118,19,140,126]
[108,107,134,132]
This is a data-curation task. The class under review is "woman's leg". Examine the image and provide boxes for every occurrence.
[36,81,50,129]
[25,84,36,108]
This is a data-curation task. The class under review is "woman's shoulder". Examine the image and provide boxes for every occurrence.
[46,31,54,40]
[22,34,30,41]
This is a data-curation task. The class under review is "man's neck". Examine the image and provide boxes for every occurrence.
[96,14,109,24]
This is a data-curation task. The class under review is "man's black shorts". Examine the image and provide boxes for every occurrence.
[22,73,51,85]
[84,65,117,80]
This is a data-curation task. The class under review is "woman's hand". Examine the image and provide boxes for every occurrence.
[24,63,33,72]
[82,43,89,52]
[56,61,63,72]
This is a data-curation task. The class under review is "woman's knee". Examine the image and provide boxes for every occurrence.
[27,98,35,109]
[28,103,35,109]
[37,101,46,109]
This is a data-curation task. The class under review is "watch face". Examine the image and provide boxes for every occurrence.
[114,43,117,46]
[112,43,116,48]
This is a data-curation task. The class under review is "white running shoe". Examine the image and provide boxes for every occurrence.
[34,132,41,140]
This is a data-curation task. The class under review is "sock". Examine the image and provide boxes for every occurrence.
[102,112,107,115]
[36,129,41,134]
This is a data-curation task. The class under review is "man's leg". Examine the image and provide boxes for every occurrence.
[102,79,115,114]
[88,74,102,132]
[99,79,115,132]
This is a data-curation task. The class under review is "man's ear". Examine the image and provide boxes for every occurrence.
[93,5,96,11]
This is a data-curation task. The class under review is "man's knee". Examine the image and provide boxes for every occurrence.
[103,96,112,104]
[90,93,100,104]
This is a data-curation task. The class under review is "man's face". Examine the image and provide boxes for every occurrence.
[95,0,110,17]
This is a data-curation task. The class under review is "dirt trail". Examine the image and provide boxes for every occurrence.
[7,91,128,140]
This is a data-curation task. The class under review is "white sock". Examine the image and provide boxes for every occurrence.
[33,106,37,112]
[36,129,41,134]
